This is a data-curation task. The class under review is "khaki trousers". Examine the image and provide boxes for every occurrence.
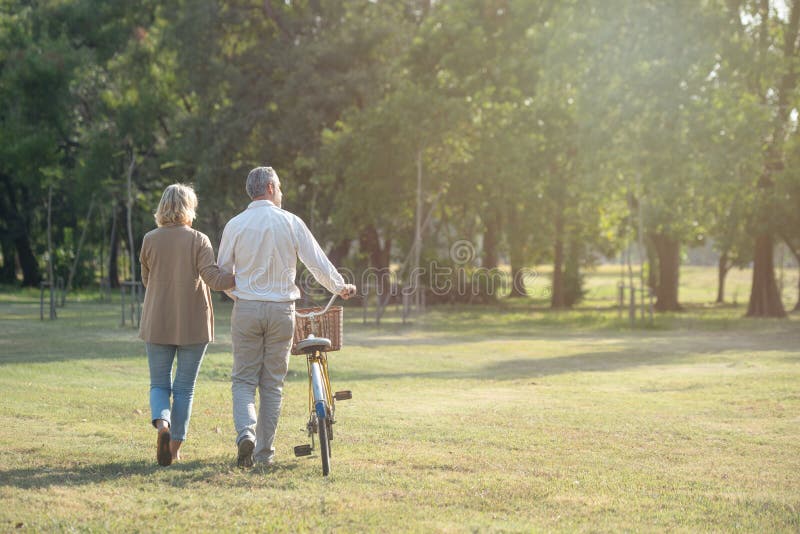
[230,300,295,462]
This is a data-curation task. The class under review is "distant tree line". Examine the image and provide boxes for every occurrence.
[1,0,798,316]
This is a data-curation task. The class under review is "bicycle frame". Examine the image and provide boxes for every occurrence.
[307,352,333,422]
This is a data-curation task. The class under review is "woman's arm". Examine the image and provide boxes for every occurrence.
[140,237,150,288]
[196,233,236,290]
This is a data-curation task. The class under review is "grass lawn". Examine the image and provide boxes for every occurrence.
[1,275,799,532]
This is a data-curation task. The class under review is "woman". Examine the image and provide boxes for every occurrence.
[139,184,235,466]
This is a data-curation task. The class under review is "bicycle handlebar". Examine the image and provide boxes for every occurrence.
[295,293,339,319]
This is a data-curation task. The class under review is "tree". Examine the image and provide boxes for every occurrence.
[691,69,765,304]
[0,3,80,285]
[0,0,175,291]
[720,0,799,317]
[403,0,567,301]
[582,0,730,311]
[778,126,800,311]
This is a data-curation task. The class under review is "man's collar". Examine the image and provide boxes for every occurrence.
[247,199,276,209]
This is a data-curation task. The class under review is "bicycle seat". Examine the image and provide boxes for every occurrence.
[296,336,332,353]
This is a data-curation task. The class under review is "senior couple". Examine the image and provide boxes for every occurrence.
[138,166,355,467]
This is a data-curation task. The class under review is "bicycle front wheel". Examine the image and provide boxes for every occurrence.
[318,415,331,476]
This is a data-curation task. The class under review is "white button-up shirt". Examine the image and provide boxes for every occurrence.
[217,200,346,302]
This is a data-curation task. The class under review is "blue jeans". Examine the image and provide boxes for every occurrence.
[146,342,208,442]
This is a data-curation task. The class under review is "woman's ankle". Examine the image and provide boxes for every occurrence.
[170,440,183,459]
[155,419,170,432]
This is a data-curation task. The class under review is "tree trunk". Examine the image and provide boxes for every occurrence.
[108,202,120,289]
[646,240,658,290]
[359,225,391,298]
[0,173,41,286]
[360,225,393,322]
[14,234,40,287]
[550,210,565,308]
[359,225,390,271]
[507,207,527,298]
[66,194,95,295]
[0,177,15,283]
[413,149,423,310]
[508,263,527,297]
[475,210,500,303]
[126,152,137,284]
[563,238,584,308]
[747,233,787,317]
[482,210,499,270]
[327,239,351,268]
[716,251,731,304]
[743,1,799,316]
[795,271,800,312]
[0,236,15,283]
[650,233,682,312]
[46,185,56,319]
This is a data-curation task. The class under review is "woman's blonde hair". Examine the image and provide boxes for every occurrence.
[154,183,198,227]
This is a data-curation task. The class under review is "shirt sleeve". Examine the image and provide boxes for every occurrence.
[293,215,346,294]
[216,222,237,299]
[196,233,236,291]
[217,222,235,275]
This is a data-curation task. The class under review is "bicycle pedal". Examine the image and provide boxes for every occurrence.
[334,390,352,401]
[293,444,312,457]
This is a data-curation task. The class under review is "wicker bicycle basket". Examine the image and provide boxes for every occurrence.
[291,305,343,355]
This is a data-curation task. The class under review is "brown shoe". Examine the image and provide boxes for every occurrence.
[157,429,172,466]
[237,438,254,468]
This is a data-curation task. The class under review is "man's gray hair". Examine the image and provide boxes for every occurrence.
[246,166,278,199]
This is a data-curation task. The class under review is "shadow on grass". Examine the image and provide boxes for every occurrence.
[331,332,800,382]
[2,296,797,367]
[329,348,685,382]
[0,459,195,488]
[479,349,682,379]
[0,457,297,489]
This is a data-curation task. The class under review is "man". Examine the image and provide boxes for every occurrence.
[217,166,355,468]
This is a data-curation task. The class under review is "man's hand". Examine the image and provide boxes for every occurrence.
[339,284,357,300]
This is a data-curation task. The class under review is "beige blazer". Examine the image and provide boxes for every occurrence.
[138,224,234,345]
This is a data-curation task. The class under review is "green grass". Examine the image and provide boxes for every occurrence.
[1,271,799,532]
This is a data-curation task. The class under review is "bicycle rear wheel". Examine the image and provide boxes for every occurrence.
[318,414,331,476]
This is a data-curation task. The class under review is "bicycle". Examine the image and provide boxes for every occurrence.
[291,293,352,476]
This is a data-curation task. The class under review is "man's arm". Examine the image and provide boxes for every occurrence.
[216,223,237,300]
[197,233,235,290]
[293,216,354,298]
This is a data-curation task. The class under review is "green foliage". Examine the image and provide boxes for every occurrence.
[1,0,799,308]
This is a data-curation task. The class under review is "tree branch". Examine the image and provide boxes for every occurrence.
[264,0,293,42]
[181,94,193,114]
